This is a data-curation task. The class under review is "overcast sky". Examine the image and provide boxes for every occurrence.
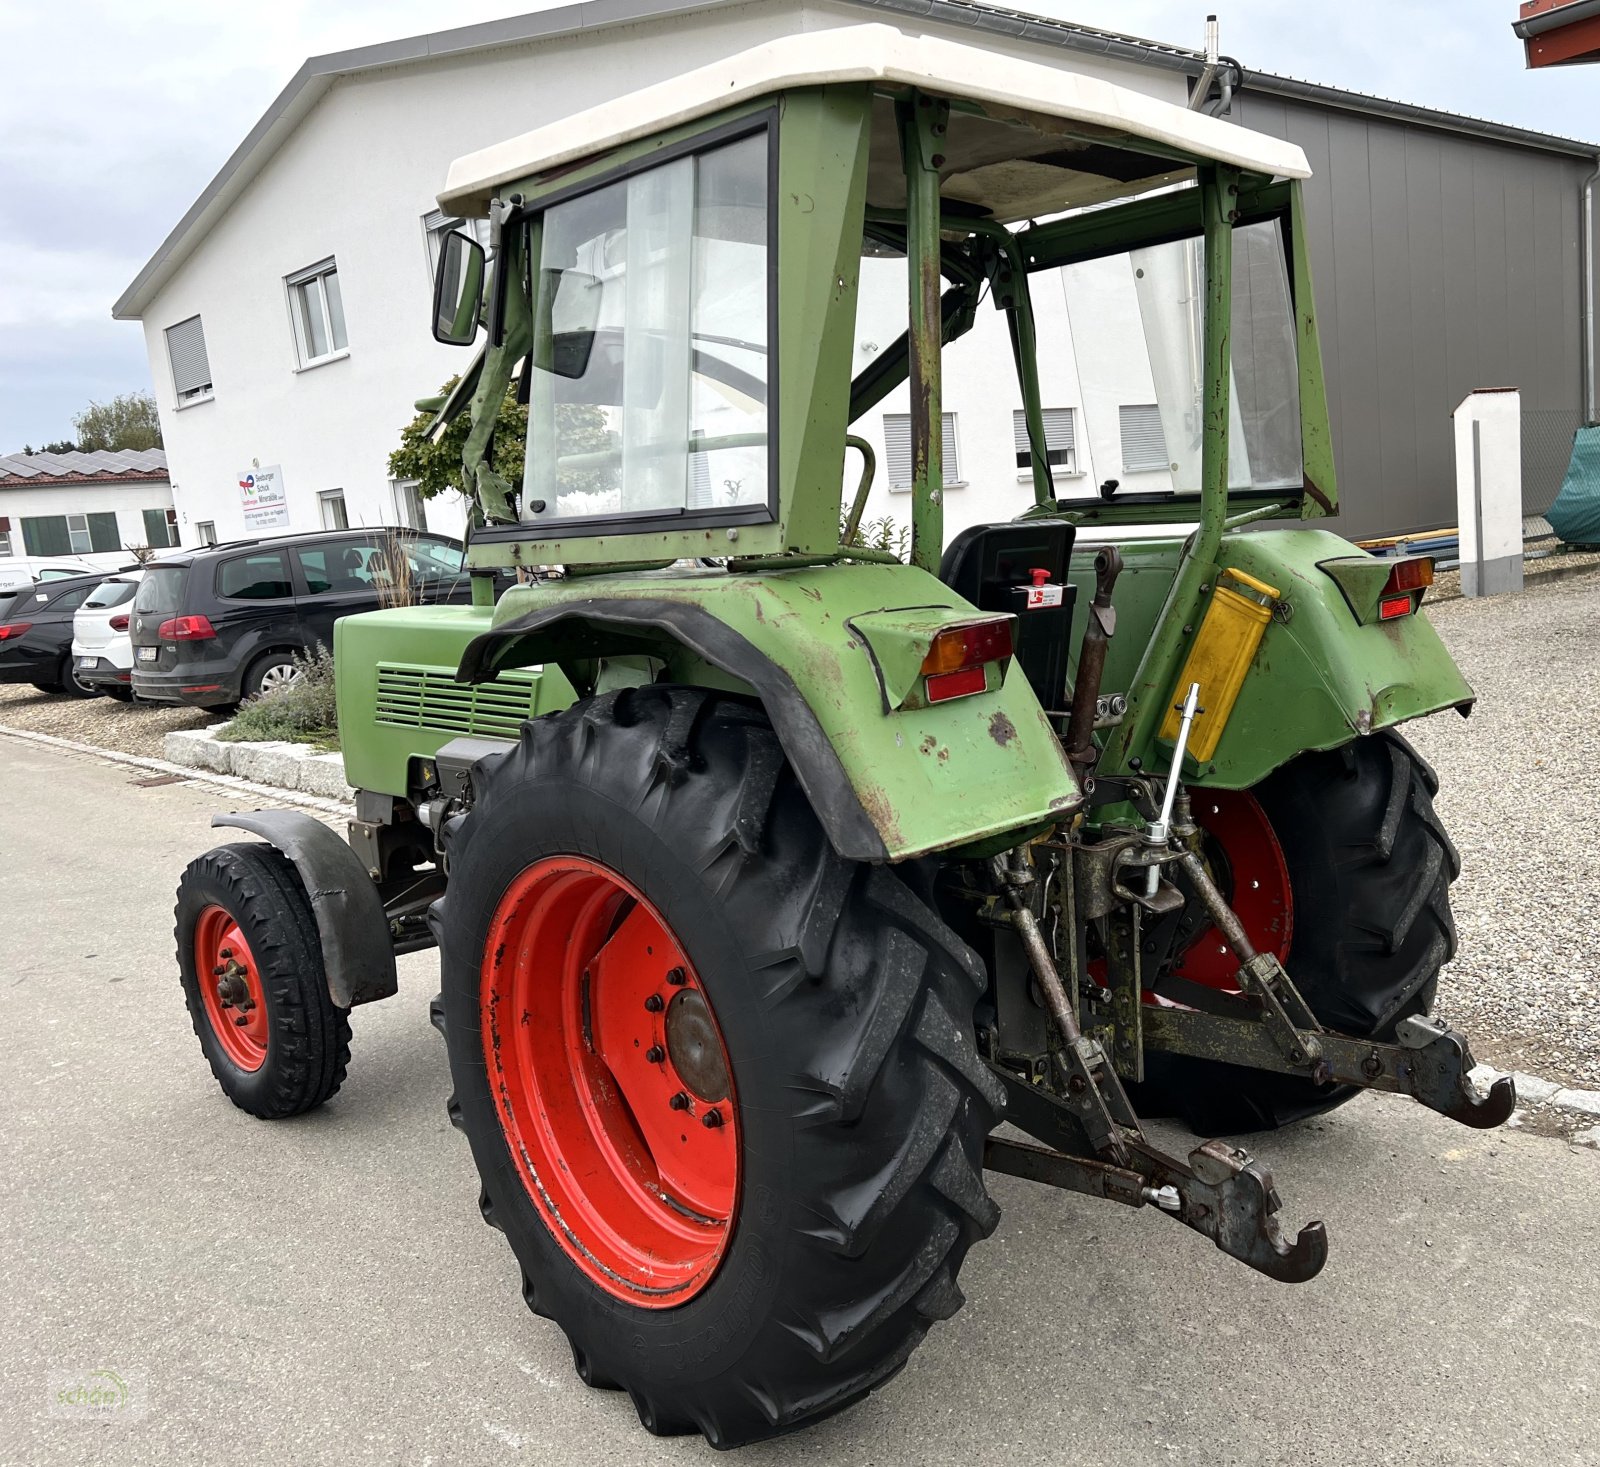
[1,0,1594,453]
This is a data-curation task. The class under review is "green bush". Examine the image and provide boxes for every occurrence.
[217,646,340,750]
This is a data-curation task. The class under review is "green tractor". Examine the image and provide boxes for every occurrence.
[175,25,1513,1447]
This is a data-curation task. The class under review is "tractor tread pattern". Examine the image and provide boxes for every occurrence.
[433,686,1002,1448]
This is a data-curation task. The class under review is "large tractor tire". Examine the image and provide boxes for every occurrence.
[175,843,351,1119]
[1139,730,1458,1135]
[434,686,1004,1448]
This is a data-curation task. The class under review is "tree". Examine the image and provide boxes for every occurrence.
[389,377,616,511]
[39,439,76,455]
[73,392,162,452]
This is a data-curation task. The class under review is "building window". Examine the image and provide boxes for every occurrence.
[883,411,961,492]
[286,258,348,366]
[319,490,349,530]
[22,513,119,556]
[196,521,217,546]
[1119,403,1171,473]
[391,479,424,530]
[142,507,180,548]
[165,314,213,403]
[0,518,11,558]
[1013,408,1076,476]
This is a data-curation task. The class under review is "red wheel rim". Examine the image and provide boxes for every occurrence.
[1170,789,1293,991]
[194,905,270,1071]
[482,856,741,1307]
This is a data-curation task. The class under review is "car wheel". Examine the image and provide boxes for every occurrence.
[243,652,302,700]
[60,655,103,699]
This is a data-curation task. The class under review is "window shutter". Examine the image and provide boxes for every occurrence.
[939,412,959,484]
[166,315,212,397]
[87,511,120,553]
[1119,404,1169,472]
[143,508,168,546]
[883,413,913,488]
[22,515,70,557]
[1042,407,1075,456]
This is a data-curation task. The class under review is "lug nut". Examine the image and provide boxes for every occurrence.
[666,967,687,986]
[702,1109,724,1128]
[233,1015,250,1028]
[645,1045,665,1064]
[644,994,664,1013]
[669,1092,690,1111]
[212,964,226,977]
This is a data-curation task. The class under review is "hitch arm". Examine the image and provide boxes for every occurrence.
[1141,1008,1517,1129]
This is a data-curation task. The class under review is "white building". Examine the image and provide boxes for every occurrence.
[0,449,176,580]
[113,0,1202,552]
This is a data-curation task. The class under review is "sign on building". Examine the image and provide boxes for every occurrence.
[238,465,289,531]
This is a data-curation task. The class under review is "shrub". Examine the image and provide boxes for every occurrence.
[217,646,340,749]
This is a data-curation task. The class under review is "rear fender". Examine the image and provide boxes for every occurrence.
[1068,528,1474,788]
[459,563,1082,862]
[210,810,397,1008]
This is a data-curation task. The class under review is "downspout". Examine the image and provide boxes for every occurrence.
[1585,155,1600,424]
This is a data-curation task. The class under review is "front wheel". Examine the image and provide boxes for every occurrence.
[1137,730,1458,1134]
[436,687,1004,1447]
[175,843,351,1118]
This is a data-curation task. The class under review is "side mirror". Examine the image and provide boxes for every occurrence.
[432,231,485,346]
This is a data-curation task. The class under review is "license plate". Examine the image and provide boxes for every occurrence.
[137,646,157,663]
[78,657,96,669]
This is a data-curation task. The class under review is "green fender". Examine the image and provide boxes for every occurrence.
[458,562,1082,862]
[1067,527,1475,789]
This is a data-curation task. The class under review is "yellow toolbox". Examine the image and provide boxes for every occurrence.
[1158,567,1280,762]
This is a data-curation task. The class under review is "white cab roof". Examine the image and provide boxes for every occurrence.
[440,23,1311,218]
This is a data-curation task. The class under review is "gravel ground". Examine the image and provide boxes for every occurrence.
[0,684,213,758]
[4,566,1600,1085]
[1411,568,1600,1087]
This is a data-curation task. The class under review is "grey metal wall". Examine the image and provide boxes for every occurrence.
[1232,91,1595,540]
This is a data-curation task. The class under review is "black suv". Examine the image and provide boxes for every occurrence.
[130,528,473,708]
[0,571,119,698]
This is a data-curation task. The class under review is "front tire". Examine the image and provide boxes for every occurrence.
[436,687,1004,1447]
[1140,730,1458,1134]
[175,843,351,1118]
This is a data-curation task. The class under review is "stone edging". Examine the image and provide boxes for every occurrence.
[162,724,352,801]
[1470,1064,1600,1145]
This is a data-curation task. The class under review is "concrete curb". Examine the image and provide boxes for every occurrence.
[0,723,352,816]
[1470,1064,1600,1144]
[162,725,353,801]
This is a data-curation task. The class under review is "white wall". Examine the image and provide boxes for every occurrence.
[135,1,1189,551]
[0,478,175,572]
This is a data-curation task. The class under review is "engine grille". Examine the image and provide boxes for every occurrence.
[374,664,542,741]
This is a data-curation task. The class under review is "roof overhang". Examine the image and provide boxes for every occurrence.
[1514,0,1600,66]
[439,23,1310,217]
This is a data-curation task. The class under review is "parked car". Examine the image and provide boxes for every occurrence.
[130,528,474,708]
[0,556,99,593]
[0,570,124,697]
[71,569,145,699]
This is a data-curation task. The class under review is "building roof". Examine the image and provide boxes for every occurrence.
[441,25,1310,219]
[112,0,1600,322]
[0,448,169,487]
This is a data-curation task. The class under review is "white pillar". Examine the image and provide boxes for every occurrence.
[1453,388,1524,598]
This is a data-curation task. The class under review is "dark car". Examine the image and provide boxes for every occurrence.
[129,527,474,708]
[0,571,118,698]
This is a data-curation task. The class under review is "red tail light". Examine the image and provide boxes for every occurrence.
[157,614,216,641]
[109,614,130,631]
[920,617,1014,704]
[0,622,32,639]
[1378,595,1415,621]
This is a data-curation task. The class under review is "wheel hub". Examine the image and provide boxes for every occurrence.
[665,988,730,1103]
[194,909,269,1070]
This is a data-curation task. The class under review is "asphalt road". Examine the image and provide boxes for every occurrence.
[3,736,1598,1467]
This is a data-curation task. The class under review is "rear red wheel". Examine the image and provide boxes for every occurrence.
[1166,789,1293,991]
[483,856,739,1307]
[194,906,270,1071]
